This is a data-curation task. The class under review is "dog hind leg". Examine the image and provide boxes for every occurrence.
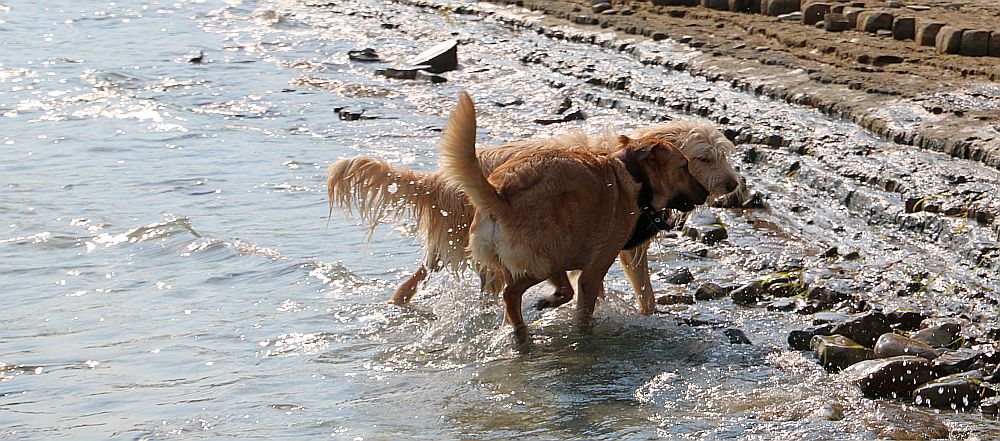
[389,266,428,305]
[502,275,544,344]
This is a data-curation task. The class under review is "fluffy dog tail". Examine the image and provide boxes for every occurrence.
[440,92,509,218]
[327,157,432,233]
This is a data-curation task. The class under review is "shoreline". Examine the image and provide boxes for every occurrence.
[466,0,1000,170]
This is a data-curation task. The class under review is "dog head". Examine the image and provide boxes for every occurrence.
[633,121,742,197]
[615,135,709,212]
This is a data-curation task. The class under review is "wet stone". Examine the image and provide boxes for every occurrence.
[813,311,850,325]
[789,324,835,351]
[694,282,729,301]
[829,311,891,347]
[730,281,763,306]
[408,39,459,73]
[414,70,447,83]
[873,332,939,360]
[983,396,1000,417]
[805,285,851,310]
[811,334,876,371]
[656,294,695,305]
[886,309,929,331]
[663,268,694,285]
[591,2,612,13]
[724,328,753,344]
[932,348,983,376]
[375,65,428,80]
[348,48,380,62]
[913,371,983,410]
[911,324,960,348]
[762,276,801,297]
[767,298,796,312]
[843,356,936,397]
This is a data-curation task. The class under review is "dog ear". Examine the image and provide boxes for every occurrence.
[617,135,632,147]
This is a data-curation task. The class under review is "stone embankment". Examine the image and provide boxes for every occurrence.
[481,0,1000,174]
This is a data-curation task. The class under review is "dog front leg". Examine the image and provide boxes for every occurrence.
[389,266,428,305]
[533,271,575,310]
[619,242,656,315]
[574,270,610,335]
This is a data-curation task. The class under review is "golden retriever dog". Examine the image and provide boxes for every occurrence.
[440,91,709,342]
[327,105,741,314]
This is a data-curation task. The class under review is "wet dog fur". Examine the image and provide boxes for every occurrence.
[439,91,709,342]
[326,103,741,313]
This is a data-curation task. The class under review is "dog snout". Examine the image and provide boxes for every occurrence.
[723,178,740,195]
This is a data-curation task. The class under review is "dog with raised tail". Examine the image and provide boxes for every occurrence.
[327,104,742,312]
[439,91,708,343]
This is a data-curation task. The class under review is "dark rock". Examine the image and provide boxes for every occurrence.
[843,356,936,397]
[592,2,613,13]
[935,26,964,54]
[829,311,891,347]
[843,7,864,28]
[872,54,903,66]
[811,334,876,371]
[916,22,945,46]
[408,40,459,73]
[702,0,730,10]
[730,281,763,306]
[822,246,839,258]
[656,293,695,305]
[729,0,755,12]
[724,328,753,344]
[932,348,983,376]
[991,32,1000,57]
[886,309,929,331]
[983,396,1000,416]
[651,32,669,41]
[188,50,205,64]
[960,30,990,57]
[694,283,729,301]
[375,66,427,80]
[813,311,851,325]
[913,371,983,409]
[767,298,796,312]
[337,107,369,121]
[805,286,852,310]
[803,2,831,25]
[533,108,586,125]
[874,332,939,360]
[682,211,728,245]
[912,324,961,348]
[348,48,380,62]
[856,10,894,33]
[789,324,835,350]
[493,98,524,108]
[663,268,695,285]
[762,0,801,16]
[414,70,447,83]
[891,16,914,40]
[762,276,802,297]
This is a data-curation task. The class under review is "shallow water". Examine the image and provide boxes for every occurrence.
[2,0,999,439]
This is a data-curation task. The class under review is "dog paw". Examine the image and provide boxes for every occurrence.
[533,298,552,310]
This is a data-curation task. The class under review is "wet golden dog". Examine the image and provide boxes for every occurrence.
[327,104,741,314]
[439,92,709,342]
